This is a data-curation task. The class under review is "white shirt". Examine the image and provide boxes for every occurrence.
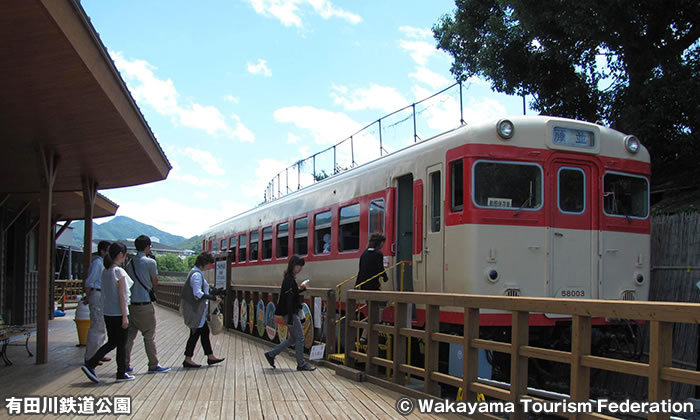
[101,266,133,316]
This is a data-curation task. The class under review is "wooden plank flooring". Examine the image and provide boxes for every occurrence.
[0,306,464,419]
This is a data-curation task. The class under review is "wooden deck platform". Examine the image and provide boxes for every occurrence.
[0,306,462,419]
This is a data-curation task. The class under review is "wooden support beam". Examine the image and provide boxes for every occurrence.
[570,315,591,420]
[510,311,529,420]
[344,297,357,369]
[393,302,408,385]
[3,201,31,234]
[82,176,97,291]
[55,219,73,241]
[365,300,380,377]
[37,147,59,364]
[463,307,479,402]
[649,320,673,420]
[423,304,440,395]
[224,251,233,329]
[325,289,337,356]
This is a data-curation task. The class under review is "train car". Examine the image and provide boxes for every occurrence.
[203,115,651,331]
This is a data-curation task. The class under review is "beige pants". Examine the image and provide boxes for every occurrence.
[125,303,159,370]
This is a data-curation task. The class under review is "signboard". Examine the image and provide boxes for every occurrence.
[487,197,512,208]
[309,343,325,360]
[265,302,277,340]
[232,298,239,329]
[215,260,226,289]
[552,126,595,149]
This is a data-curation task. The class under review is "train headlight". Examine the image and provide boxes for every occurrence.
[624,135,640,153]
[496,119,514,139]
[485,267,500,283]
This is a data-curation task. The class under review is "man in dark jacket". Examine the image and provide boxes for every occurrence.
[355,233,387,344]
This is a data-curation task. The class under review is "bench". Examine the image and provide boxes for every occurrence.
[0,325,35,366]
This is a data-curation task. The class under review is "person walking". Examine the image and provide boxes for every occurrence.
[124,235,169,374]
[355,233,388,345]
[80,242,134,383]
[264,256,315,371]
[180,252,225,368]
[84,240,110,364]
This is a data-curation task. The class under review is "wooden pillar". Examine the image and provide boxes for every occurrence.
[510,311,529,420]
[463,307,480,402]
[81,177,96,292]
[423,304,440,395]
[37,148,59,364]
[392,302,408,384]
[325,289,336,356]
[366,299,379,376]
[344,296,357,369]
[224,251,233,329]
[649,320,673,420]
[570,315,591,420]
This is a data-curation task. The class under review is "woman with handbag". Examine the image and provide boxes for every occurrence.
[180,252,225,368]
[264,256,316,371]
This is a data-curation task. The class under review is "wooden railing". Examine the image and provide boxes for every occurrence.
[155,283,183,312]
[345,290,700,420]
[53,280,83,310]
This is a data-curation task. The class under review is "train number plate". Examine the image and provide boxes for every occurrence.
[557,287,586,298]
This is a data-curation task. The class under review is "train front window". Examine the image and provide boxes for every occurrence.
[473,161,543,210]
[250,231,259,261]
[314,211,332,254]
[294,218,308,256]
[558,168,585,214]
[339,204,360,252]
[450,160,464,211]
[238,234,247,262]
[276,222,289,258]
[603,172,649,218]
[229,237,237,263]
[262,227,272,260]
[369,199,384,235]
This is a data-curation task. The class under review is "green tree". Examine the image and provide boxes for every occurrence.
[433,0,699,179]
[156,254,187,272]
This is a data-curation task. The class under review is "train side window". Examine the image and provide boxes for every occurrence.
[262,227,273,259]
[229,236,237,263]
[603,172,649,218]
[369,199,385,234]
[238,234,247,262]
[473,161,543,210]
[450,160,464,211]
[430,171,441,232]
[250,231,259,261]
[276,222,289,258]
[314,211,332,254]
[558,168,585,213]
[339,204,360,252]
[212,240,219,252]
[294,218,308,256]
[220,239,227,251]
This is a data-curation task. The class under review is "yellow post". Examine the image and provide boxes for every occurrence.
[400,262,405,292]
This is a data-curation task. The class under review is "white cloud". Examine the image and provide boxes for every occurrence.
[111,51,255,142]
[246,0,361,28]
[247,59,272,77]
[274,106,362,145]
[413,86,507,132]
[409,67,451,90]
[114,198,248,238]
[169,158,226,188]
[224,95,240,103]
[194,192,209,199]
[231,114,255,142]
[287,132,300,144]
[399,40,436,66]
[331,84,410,113]
[240,158,292,199]
[184,147,226,176]
[399,25,432,39]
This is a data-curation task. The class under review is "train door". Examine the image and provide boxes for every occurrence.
[424,164,444,293]
[549,161,596,299]
[395,174,413,291]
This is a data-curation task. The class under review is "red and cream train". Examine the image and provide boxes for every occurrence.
[203,115,651,330]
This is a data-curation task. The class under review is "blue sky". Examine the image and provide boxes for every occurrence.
[83,0,527,238]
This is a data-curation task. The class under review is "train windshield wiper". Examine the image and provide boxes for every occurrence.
[514,182,534,216]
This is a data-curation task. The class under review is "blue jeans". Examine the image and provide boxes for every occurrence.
[268,314,304,366]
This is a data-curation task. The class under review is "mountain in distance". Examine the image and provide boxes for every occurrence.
[173,235,204,253]
[69,216,186,247]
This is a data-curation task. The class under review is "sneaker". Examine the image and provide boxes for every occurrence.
[126,366,134,373]
[297,363,316,372]
[116,373,135,382]
[264,352,276,369]
[148,365,171,373]
[81,365,99,384]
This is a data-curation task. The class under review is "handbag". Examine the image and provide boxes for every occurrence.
[208,302,224,335]
[130,259,157,302]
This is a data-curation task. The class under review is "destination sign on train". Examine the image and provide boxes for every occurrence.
[553,127,595,148]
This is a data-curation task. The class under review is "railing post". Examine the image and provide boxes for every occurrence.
[510,311,529,420]
[570,315,591,419]
[393,302,407,385]
[366,299,379,376]
[424,304,440,395]
[649,320,673,420]
[224,251,233,329]
[325,289,336,356]
[345,295,357,369]
[463,307,479,402]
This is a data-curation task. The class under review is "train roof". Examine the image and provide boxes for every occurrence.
[203,115,650,238]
